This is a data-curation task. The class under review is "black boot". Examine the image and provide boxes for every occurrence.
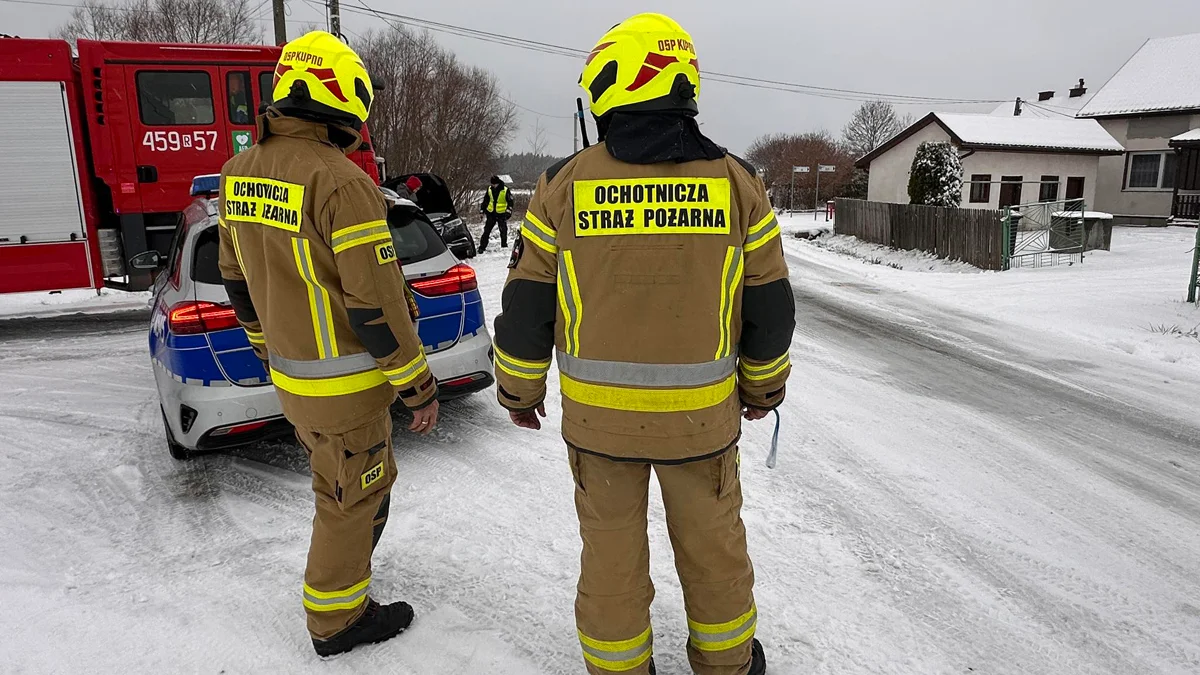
[648,658,656,675]
[749,638,766,675]
[312,599,415,657]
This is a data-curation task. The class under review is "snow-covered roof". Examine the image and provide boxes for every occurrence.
[1078,33,1200,117]
[1171,128,1200,143]
[935,113,1123,152]
[989,92,1093,119]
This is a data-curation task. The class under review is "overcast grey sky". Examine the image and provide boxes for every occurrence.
[4,0,1199,156]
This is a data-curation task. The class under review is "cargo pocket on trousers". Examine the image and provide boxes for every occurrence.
[568,449,586,495]
[335,427,394,511]
[714,447,740,501]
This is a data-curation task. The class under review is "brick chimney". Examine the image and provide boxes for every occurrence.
[1038,90,1055,101]
[1069,78,1087,98]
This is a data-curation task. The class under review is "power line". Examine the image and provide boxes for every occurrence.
[338,0,1006,106]
[498,93,574,120]
[1023,101,1077,118]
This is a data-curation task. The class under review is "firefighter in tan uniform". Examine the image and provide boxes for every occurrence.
[216,31,440,657]
[493,14,795,675]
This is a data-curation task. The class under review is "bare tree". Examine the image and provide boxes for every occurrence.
[57,0,260,44]
[526,120,549,156]
[841,100,913,160]
[746,131,854,209]
[358,26,517,213]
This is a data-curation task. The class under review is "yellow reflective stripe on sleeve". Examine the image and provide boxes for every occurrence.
[744,213,780,252]
[292,238,338,360]
[382,353,429,387]
[560,373,736,413]
[494,346,551,380]
[522,211,558,253]
[688,605,758,652]
[715,246,744,359]
[218,216,228,229]
[558,250,583,356]
[302,577,371,612]
[270,367,387,397]
[579,627,653,672]
[229,223,246,276]
[740,355,790,381]
[331,220,392,254]
[740,353,789,381]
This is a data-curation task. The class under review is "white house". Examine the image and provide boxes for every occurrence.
[1075,32,1200,225]
[858,112,1124,210]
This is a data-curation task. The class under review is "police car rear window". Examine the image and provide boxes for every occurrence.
[191,226,223,285]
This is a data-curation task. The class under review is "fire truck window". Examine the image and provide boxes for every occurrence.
[227,72,252,125]
[136,71,214,126]
[258,72,275,106]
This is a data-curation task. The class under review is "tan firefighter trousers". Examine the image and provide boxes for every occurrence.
[569,446,757,675]
[296,409,397,640]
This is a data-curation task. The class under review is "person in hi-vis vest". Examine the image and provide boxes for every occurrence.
[479,175,514,252]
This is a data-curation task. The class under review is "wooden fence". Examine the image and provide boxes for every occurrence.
[834,198,1005,270]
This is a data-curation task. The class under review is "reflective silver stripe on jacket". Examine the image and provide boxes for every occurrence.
[269,352,378,379]
[557,351,736,387]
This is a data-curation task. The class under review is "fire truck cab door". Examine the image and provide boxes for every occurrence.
[221,67,267,157]
[125,65,228,213]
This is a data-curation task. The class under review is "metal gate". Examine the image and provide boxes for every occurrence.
[1003,200,1087,269]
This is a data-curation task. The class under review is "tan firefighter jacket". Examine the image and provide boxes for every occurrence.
[217,112,436,433]
[493,143,795,462]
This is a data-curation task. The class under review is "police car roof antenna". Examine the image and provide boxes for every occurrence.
[576,98,591,149]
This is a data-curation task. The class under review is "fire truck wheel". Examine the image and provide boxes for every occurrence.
[161,407,192,461]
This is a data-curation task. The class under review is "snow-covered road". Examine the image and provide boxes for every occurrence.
[1,241,1198,674]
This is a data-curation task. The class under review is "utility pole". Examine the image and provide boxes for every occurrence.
[1013,97,1023,117]
[573,113,580,153]
[272,0,286,45]
[328,0,340,36]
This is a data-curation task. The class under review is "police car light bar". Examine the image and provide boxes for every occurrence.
[190,174,221,197]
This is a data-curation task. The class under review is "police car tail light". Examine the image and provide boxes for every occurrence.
[168,301,240,335]
[409,263,477,296]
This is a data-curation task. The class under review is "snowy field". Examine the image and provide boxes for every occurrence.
[2,227,1199,674]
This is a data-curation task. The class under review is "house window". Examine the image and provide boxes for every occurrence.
[1039,175,1060,202]
[969,174,991,203]
[136,71,214,126]
[1126,151,1175,190]
[1065,177,1085,209]
[999,176,1023,209]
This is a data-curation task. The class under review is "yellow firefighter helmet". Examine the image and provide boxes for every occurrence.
[580,13,701,118]
[271,31,374,129]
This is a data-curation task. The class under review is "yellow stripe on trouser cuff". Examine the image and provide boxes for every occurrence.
[270,367,387,397]
[331,220,392,253]
[561,373,735,413]
[382,353,429,387]
[522,212,558,253]
[579,627,652,672]
[293,237,338,360]
[688,605,757,652]
[494,346,551,380]
[716,246,744,359]
[303,577,371,612]
[558,250,582,356]
[245,329,265,345]
[740,354,790,381]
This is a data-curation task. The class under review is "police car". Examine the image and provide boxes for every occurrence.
[131,175,494,459]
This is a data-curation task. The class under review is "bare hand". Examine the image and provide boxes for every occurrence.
[510,403,547,430]
[743,406,770,421]
[409,400,440,434]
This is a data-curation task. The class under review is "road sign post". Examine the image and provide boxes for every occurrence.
[816,165,836,220]
[791,166,809,213]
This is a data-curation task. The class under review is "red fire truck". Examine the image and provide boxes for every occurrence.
[0,37,381,294]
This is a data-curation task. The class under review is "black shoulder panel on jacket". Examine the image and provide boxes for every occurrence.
[493,279,557,360]
[741,278,796,361]
[729,153,759,180]
[545,150,584,185]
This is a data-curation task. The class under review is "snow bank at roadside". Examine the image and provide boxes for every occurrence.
[0,288,150,319]
[787,226,1200,373]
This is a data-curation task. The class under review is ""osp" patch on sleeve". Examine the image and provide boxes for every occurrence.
[374,241,397,265]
